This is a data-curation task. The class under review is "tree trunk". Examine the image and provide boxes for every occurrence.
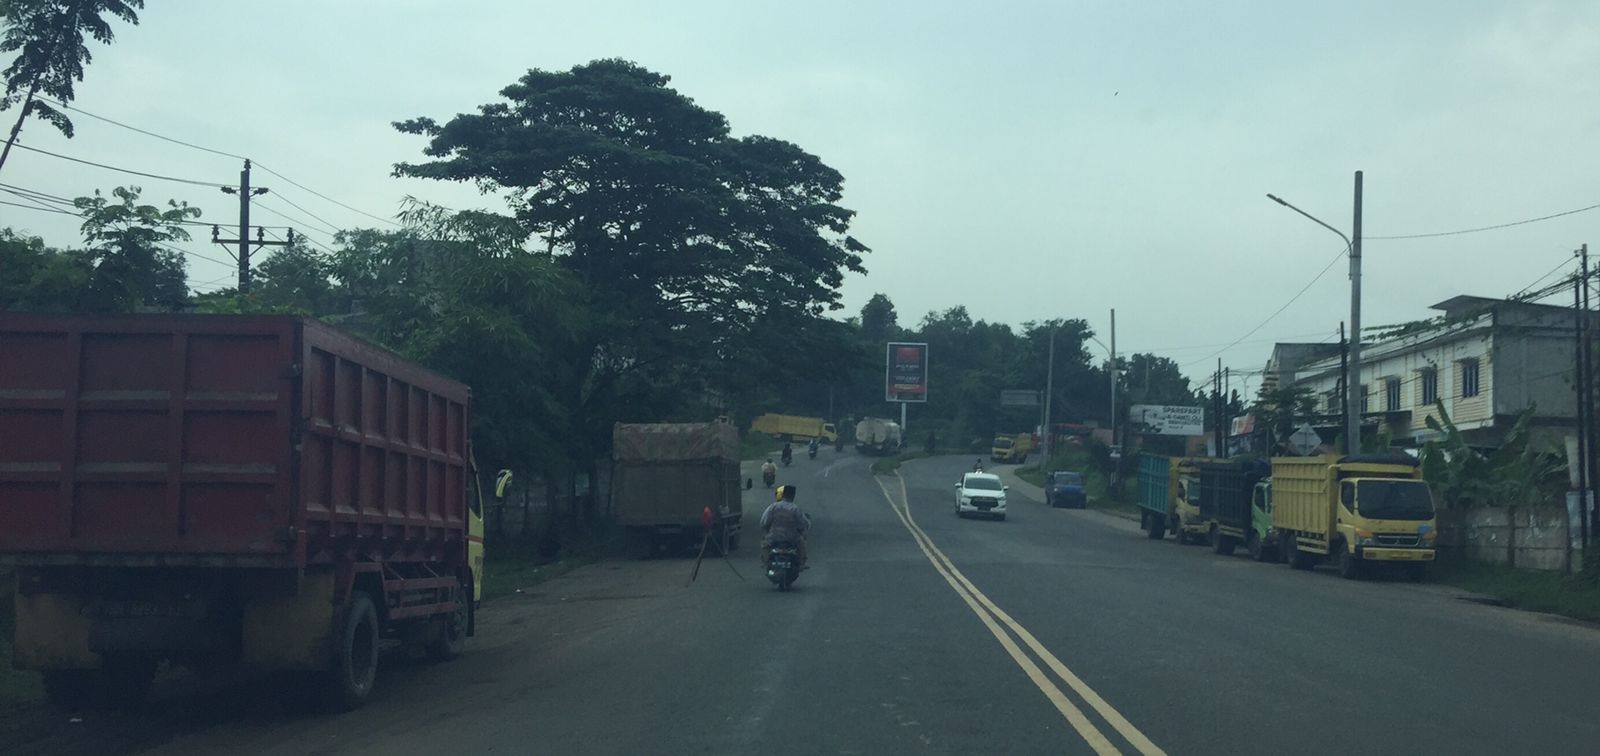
[0,88,39,177]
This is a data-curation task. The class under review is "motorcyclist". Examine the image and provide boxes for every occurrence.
[761,484,810,569]
[761,458,777,487]
[781,442,794,465]
[973,458,985,473]
[807,437,820,457]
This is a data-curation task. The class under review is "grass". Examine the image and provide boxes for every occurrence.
[0,578,44,712]
[480,522,624,600]
[1429,559,1600,623]
[871,450,929,476]
[741,431,785,461]
[1017,447,1138,517]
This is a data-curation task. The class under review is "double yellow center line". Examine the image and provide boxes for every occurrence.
[876,472,1165,756]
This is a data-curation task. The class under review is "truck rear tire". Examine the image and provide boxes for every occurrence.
[1146,514,1165,539]
[1286,535,1315,570]
[427,578,469,662]
[1211,527,1235,556]
[42,670,94,710]
[323,592,380,712]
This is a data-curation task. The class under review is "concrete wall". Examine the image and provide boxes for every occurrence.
[1437,503,1575,572]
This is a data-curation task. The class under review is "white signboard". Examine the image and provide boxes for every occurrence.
[1288,424,1322,456]
[1128,404,1205,436]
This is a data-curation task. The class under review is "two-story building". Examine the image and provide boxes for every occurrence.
[1269,295,1583,449]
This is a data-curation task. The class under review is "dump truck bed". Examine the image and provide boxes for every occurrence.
[0,314,471,567]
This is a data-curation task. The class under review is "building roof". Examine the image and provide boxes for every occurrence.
[1430,294,1573,318]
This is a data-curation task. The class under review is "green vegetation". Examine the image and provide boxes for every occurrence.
[0,582,42,711]
[1017,445,1136,516]
[741,431,784,461]
[481,522,624,600]
[1430,559,1600,624]
[1421,403,1566,510]
[871,450,929,476]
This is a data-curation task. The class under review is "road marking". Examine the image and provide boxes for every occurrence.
[876,473,1166,756]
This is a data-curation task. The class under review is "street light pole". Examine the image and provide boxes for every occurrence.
[1267,173,1362,454]
[1109,308,1117,450]
[1043,328,1056,462]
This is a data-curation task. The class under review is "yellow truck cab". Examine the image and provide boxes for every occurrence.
[990,434,1034,463]
[1272,453,1437,580]
[1171,459,1213,545]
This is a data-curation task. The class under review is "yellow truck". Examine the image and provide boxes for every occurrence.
[1171,457,1216,545]
[1271,454,1437,581]
[990,433,1034,463]
[749,413,838,444]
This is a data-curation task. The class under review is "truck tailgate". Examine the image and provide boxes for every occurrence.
[0,314,470,564]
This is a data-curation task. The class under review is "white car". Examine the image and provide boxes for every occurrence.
[954,472,1008,520]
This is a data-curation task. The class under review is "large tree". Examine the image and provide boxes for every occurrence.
[72,185,197,312]
[392,59,869,420]
[0,0,142,174]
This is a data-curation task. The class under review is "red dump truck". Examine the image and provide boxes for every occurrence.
[0,314,484,711]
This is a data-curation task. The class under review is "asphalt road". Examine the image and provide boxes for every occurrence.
[7,453,1600,755]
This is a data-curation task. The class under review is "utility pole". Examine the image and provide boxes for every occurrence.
[1347,170,1364,456]
[1584,244,1598,546]
[1338,322,1349,453]
[1043,328,1056,462]
[1215,358,1225,458]
[1109,308,1118,450]
[212,159,285,293]
[1575,262,1590,552]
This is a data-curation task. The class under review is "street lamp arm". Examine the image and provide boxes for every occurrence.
[1266,193,1352,252]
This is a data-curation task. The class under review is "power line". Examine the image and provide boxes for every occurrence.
[40,95,248,162]
[1182,245,1348,369]
[2,194,237,269]
[266,192,344,234]
[10,142,228,188]
[253,197,339,237]
[1368,201,1600,240]
[41,96,404,228]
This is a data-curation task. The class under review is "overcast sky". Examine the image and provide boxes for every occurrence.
[4,0,1598,392]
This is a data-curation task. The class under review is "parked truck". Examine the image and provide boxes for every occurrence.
[854,417,903,455]
[990,433,1034,463]
[1136,453,1175,539]
[1193,459,1271,557]
[612,422,743,557]
[749,413,838,444]
[1271,454,1438,580]
[0,314,482,711]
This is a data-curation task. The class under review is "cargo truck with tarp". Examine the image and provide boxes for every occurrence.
[1193,458,1271,557]
[612,422,744,557]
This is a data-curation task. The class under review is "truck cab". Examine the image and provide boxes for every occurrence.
[1248,480,1277,562]
[1172,472,1210,545]
[990,434,1033,463]
[1336,475,1437,568]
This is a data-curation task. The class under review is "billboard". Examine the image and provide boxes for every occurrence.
[1129,404,1205,436]
[885,342,929,403]
[1000,389,1040,407]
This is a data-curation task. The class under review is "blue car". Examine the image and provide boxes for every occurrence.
[1046,471,1087,509]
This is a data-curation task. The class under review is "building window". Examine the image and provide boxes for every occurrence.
[1326,390,1339,414]
[1461,358,1480,398]
[1385,378,1401,412]
[1421,368,1438,405]
[1360,384,1370,413]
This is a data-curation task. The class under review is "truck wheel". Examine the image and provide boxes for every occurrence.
[1335,542,1363,580]
[42,670,95,710]
[102,653,158,708]
[1286,536,1314,570]
[1212,528,1236,556]
[1145,513,1165,539]
[1247,531,1267,562]
[427,578,469,662]
[323,592,380,711]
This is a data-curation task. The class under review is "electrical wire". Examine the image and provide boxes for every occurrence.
[1368,201,1600,240]
[1182,245,1348,369]
[2,194,236,269]
[9,142,228,188]
[252,197,339,237]
[40,96,404,228]
[264,192,344,234]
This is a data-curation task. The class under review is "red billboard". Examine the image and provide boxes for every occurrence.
[885,342,929,403]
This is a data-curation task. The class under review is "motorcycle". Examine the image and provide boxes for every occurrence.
[807,445,818,460]
[762,468,776,488]
[766,541,802,591]
[782,453,793,467]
